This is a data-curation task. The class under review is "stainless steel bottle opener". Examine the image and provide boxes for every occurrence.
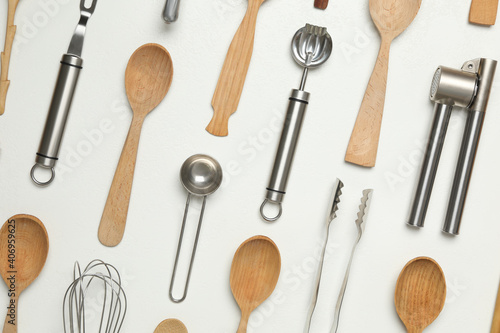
[31,0,98,186]
[408,58,497,235]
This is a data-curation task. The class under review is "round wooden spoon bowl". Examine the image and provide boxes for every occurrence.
[154,319,187,333]
[369,0,422,40]
[0,214,49,332]
[395,257,446,333]
[230,236,281,333]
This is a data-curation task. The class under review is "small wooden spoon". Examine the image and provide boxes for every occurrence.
[470,0,499,26]
[230,236,281,333]
[154,319,188,333]
[345,0,422,167]
[208,0,266,137]
[0,0,20,115]
[0,214,49,333]
[395,257,446,333]
[98,43,173,247]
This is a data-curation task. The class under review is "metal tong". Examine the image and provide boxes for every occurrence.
[408,58,497,235]
[163,0,181,23]
[305,183,373,333]
[260,24,332,222]
[31,0,98,186]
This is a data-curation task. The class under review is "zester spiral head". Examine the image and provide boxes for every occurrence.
[292,24,333,68]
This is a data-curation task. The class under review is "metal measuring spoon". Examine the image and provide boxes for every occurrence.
[169,154,223,303]
[260,24,332,222]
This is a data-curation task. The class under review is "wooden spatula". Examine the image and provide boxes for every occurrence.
[470,0,499,25]
[314,0,329,9]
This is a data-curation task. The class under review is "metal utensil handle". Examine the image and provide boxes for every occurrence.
[169,194,206,303]
[163,0,181,23]
[407,103,453,228]
[31,54,83,186]
[260,89,310,222]
[443,110,485,235]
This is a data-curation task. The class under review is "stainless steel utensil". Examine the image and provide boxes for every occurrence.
[407,58,497,235]
[170,154,223,303]
[63,260,127,333]
[260,24,332,222]
[31,0,98,186]
[331,189,373,333]
[163,0,181,23]
[305,179,343,333]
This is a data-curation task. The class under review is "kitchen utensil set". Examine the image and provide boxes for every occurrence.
[207,0,267,137]
[31,0,99,186]
[0,215,49,332]
[470,0,499,25]
[230,236,281,333]
[98,43,173,247]
[63,260,127,333]
[345,0,422,167]
[0,0,20,115]
[154,319,188,333]
[305,184,373,333]
[169,154,223,303]
[395,257,446,333]
[408,58,497,235]
[260,23,332,222]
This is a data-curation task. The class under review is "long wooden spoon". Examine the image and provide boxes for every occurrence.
[395,257,446,333]
[207,0,266,137]
[345,0,422,167]
[0,0,21,115]
[98,43,173,247]
[230,236,281,333]
[470,0,499,25]
[154,319,188,333]
[0,214,49,333]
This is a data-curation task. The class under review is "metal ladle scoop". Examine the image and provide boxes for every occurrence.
[169,154,223,303]
[260,24,332,222]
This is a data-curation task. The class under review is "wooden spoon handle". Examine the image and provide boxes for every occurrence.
[345,39,391,167]
[491,281,500,332]
[98,116,144,247]
[3,296,18,333]
[314,0,329,9]
[236,311,250,333]
[208,3,261,137]
[0,0,20,115]
[470,0,499,25]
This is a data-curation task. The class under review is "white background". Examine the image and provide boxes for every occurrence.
[0,0,499,332]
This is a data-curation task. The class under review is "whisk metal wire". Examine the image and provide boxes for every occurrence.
[63,260,127,333]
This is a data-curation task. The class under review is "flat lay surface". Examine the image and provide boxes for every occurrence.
[0,0,499,332]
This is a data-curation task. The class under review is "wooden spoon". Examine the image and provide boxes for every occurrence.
[395,257,446,333]
[470,0,499,25]
[230,236,281,333]
[0,214,49,333]
[0,0,21,115]
[345,0,422,167]
[98,43,173,247]
[207,0,266,137]
[154,319,188,333]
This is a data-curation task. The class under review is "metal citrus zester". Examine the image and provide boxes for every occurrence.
[260,24,332,222]
[31,0,98,186]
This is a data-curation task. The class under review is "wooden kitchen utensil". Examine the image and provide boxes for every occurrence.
[98,43,173,247]
[395,257,446,333]
[470,0,499,25]
[314,0,329,9]
[230,236,281,333]
[1,0,21,115]
[345,0,422,167]
[207,0,266,137]
[154,319,188,333]
[0,214,49,333]
[491,281,500,333]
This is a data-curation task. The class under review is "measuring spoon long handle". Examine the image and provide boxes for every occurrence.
[345,38,392,167]
[98,115,144,247]
[3,295,18,333]
[208,2,262,137]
